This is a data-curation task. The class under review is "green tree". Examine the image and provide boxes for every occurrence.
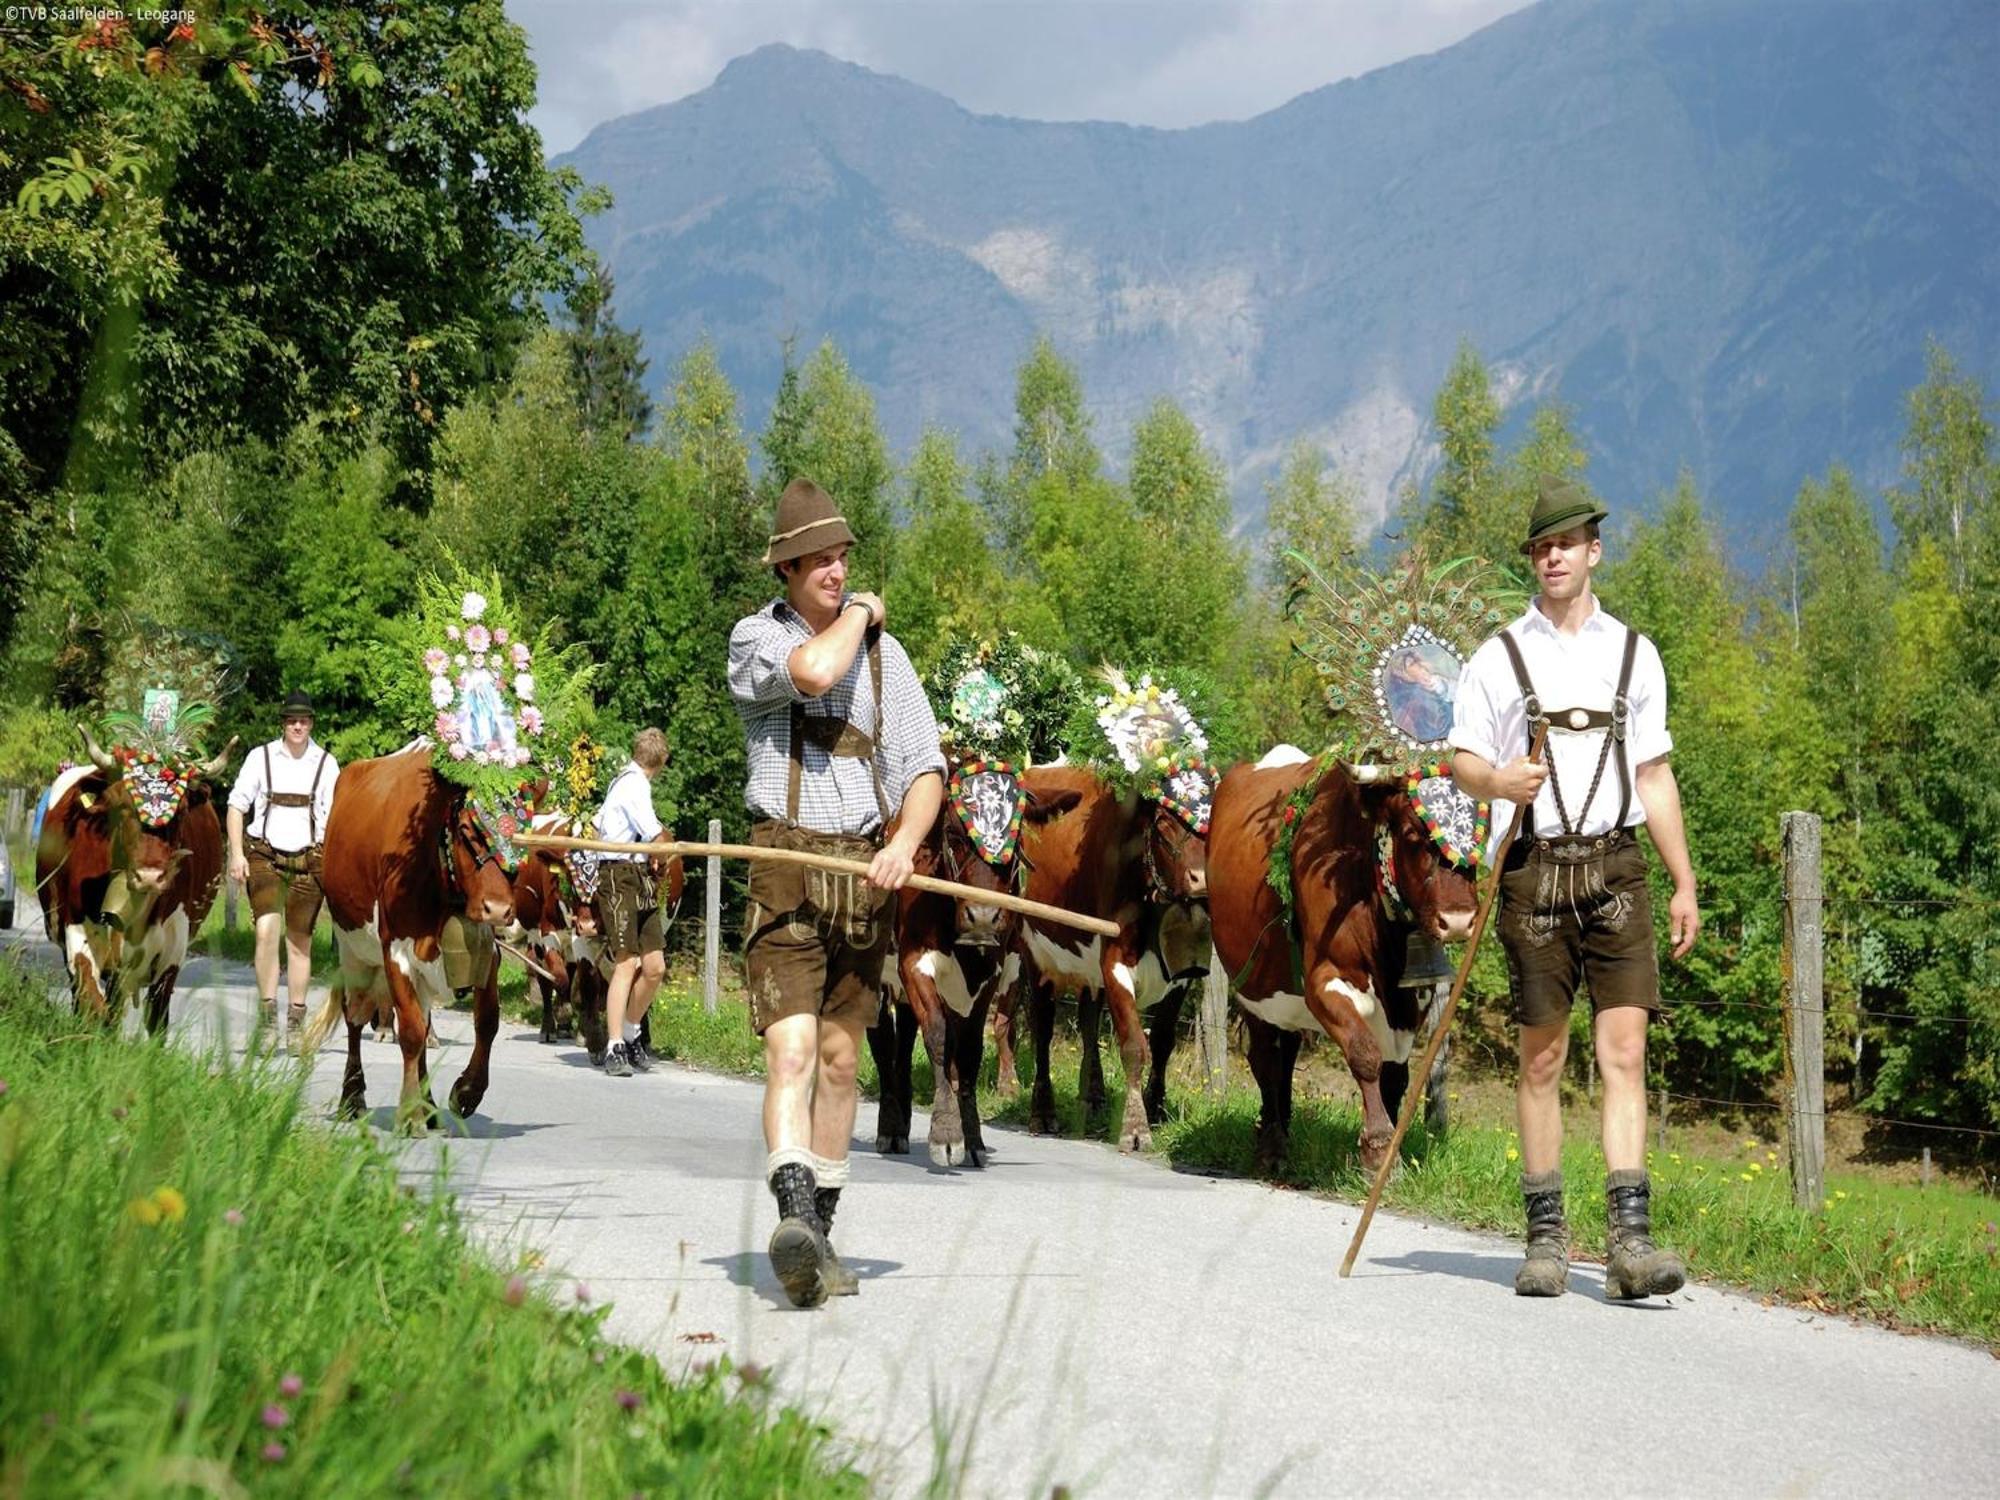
[566,264,652,442]
[1889,339,1996,589]
[989,336,1100,558]
[756,340,894,588]
[891,428,1007,674]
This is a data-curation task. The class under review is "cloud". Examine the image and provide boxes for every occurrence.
[511,1,1533,154]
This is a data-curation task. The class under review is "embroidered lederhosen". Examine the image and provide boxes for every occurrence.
[246,744,330,930]
[1491,626,1660,1021]
[743,634,896,1033]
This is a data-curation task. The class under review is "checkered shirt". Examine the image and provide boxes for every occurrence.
[727,599,945,837]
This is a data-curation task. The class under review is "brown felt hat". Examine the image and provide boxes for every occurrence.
[761,477,856,566]
[1521,476,1609,553]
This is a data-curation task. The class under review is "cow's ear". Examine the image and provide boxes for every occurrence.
[1023,789,1083,824]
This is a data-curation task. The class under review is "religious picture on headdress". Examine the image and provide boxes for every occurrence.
[1376,630,1460,749]
[142,688,180,737]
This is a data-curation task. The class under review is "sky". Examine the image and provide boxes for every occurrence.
[510,0,1534,156]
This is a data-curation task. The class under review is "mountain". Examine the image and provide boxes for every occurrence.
[556,0,2000,545]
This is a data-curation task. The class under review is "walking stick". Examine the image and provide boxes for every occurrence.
[515,832,1122,938]
[1338,725,1548,1278]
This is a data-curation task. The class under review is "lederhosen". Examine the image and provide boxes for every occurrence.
[598,766,667,962]
[742,635,895,1034]
[1493,626,1660,1021]
[247,743,329,930]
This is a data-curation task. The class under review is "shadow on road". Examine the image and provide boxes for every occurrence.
[702,1250,907,1309]
[1365,1247,1522,1288]
[354,1105,560,1140]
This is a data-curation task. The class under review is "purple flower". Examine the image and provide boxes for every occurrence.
[423,648,449,675]
[494,627,510,646]
[448,743,469,762]
[262,1442,287,1463]
[261,1403,289,1429]
[278,1373,303,1400]
[465,624,492,654]
[511,641,532,670]
[223,1208,244,1226]
[502,1275,527,1307]
[615,1388,641,1412]
[574,1283,591,1304]
[519,707,544,737]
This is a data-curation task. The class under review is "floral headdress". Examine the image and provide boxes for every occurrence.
[1068,666,1218,829]
[375,565,592,804]
[927,636,1083,868]
[90,631,233,828]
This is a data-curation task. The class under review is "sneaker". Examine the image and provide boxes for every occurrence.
[627,1037,654,1073]
[605,1042,633,1078]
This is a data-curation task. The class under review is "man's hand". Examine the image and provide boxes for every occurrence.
[229,850,249,886]
[1668,884,1701,959]
[866,841,916,892]
[846,592,885,629]
[1495,755,1548,804]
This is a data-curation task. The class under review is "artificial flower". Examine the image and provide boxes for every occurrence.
[423,648,449,675]
[448,742,469,761]
[446,624,461,642]
[429,676,454,709]
[520,706,544,736]
[514,673,535,703]
[494,627,510,646]
[511,642,532,669]
[461,591,487,621]
[465,624,491,653]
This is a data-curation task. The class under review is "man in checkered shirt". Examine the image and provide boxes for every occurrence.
[727,476,945,1308]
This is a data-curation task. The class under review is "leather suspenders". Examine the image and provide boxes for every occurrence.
[1496,626,1640,838]
[785,631,890,828]
[261,742,329,849]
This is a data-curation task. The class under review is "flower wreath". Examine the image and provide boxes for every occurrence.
[928,634,1081,766]
[1404,760,1490,871]
[946,757,1031,868]
[1071,667,1212,807]
[112,745,194,826]
[96,689,224,829]
[377,567,592,805]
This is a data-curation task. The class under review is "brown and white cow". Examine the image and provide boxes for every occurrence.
[995,765,1214,1151]
[36,727,232,1032]
[868,766,1082,1168]
[302,750,517,1131]
[1208,748,1477,1175]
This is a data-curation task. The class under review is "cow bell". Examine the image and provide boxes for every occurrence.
[1401,931,1454,989]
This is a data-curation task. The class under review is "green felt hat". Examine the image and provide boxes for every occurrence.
[1521,476,1609,553]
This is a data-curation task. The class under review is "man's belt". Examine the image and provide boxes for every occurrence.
[267,791,315,809]
[1510,828,1637,867]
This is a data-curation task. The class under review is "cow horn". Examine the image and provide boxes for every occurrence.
[197,735,239,781]
[1343,763,1391,784]
[77,723,117,774]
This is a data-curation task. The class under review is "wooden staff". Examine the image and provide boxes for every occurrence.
[1339,725,1549,1279]
[516,831,1121,938]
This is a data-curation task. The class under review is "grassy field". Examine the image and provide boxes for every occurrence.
[0,958,862,1498]
[631,962,2000,1350]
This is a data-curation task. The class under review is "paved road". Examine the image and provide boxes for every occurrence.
[16,933,1999,1498]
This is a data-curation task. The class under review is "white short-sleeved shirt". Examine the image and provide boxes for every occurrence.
[1450,598,1672,860]
[595,762,662,863]
[227,739,339,853]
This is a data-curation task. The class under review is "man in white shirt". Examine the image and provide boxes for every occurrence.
[1450,478,1700,1303]
[227,690,339,1039]
[595,728,670,1078]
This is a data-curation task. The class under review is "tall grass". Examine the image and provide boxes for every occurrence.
[0,960,862,1497]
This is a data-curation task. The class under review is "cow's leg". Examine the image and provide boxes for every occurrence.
[142,966,179,1037]
[576,962,608,1065]
[381,952,438,1133]
[1076,988,1108,1118]
[449,962,500,1120]
[1028,979,1058,1135]
[904,955,966,1168]
[1300,963,1396,1172]
[1143,983,1187,1125]
[867,1000,912,1155]
[1101,934,1154,1152]
[991,979,1020,1097]
[337,982,369,1120]
[66,932,108,1023]
[549,950,575,1040]
[536,961,558,1045]
[954,989,992,1167]
[1244,1012,1290,1174]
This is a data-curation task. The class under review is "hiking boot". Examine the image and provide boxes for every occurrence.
[1514,1170,1570,1298]
[1604,1170,1685,1300]
[604,1042,633,1078]
[626,1037,654,1073]
[814,1185,860,1297]
[767,1163,829,1309]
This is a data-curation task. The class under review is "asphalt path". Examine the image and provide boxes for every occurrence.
[12,930,1999,1499]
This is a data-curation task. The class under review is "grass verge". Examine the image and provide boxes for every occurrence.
[636,968,2000,1349]
[0,958,862,1498]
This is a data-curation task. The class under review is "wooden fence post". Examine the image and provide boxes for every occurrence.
[1199,945,1229,1097]
[702,817,721,1015]
[1781,811,1826,1212]
[4,787,22,840]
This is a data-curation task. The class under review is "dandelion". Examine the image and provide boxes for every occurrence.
[261,1403,289,1430]
[1749,1162,1763,1174]
[1835,1190,1849,1201]
[262,1442,287,1463]
[127,1196,163,1226]
[1741,1137,1758,1149]
[278,1374,303,1400]
[502,1275,527,1307]
[1505,1146,1520,1163]
[1738,1172,1753,1182]
[1824,1199,1834,1210]
[1697,1206,1710,1216]
[615,1389,642,1412]
[152,1186,187,1222]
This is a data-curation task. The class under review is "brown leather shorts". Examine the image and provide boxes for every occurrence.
[1497,831,1662,1028]
[743,820,891,1036]
[600,860,665,962]
[245,838,324,934]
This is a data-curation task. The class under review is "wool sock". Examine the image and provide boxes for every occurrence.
[764,1145,815,1181]
[622,1022,639,1044]
[810,1152,850,1190]
[1520,1168,1564,1197]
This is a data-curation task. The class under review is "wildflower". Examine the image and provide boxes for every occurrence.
[1697,1206,1710,1216]
[446,624,461,642]
[737,1363,768,1388]
[111,1105,128,1120]
[1447,1091,1459,1102]
[278,1374,303,1400]
[514,673,535,703]
[465,624,491,654]
[224,1208,244,1226]
[494,628,510,646]
[261,1403,289,1430]
[262,1442,287,1463]
[1748,1162,1763,1174]
[574,1283,591,1304]
[1504,1146,1520,1163]
[1835,1190,1848,1200]
[615,1389,642,1412]
[1738,1172,1753,1182]
[1824,1199,1834,1211]
[502,1275,527,1307]
[1668,1152,1682,1164]
[127,1196,163,1226]
[149,1186,187,1222]
[1741,1138,1758,1149]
